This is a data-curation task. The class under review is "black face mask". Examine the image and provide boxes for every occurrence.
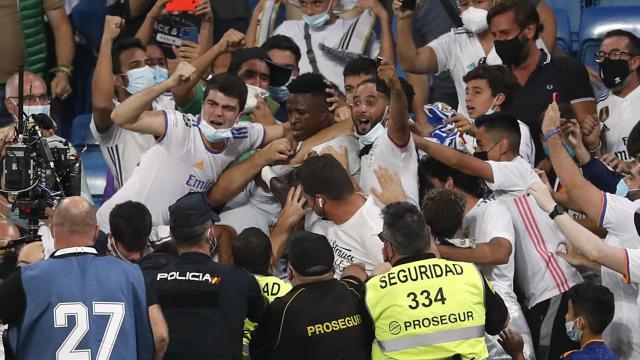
[473,151,488,161]
[494,32,528,66]
[599,59,631,90]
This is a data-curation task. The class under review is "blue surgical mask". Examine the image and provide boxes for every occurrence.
[199,118,234,143]
[125,66,156,94]
[303,0,332,29]
[543,143,575,158]
[616,179,629,197]
[154,66,169,85]
[269,76,293,103]
[565,319,582,343]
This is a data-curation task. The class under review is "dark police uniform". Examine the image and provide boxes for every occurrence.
[148,252,266,360]
[249,275,373,360]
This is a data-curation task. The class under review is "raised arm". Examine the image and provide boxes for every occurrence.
[92,16,125,133]
[358,0,394,64]
[542,102,603,222]
[111,61,196,136]
[378,62,409,146]
[413,134,495,181]
[439,239,512,266]
[392,0,439,74]
[527,182,626,276]
[536,1,557,53]
[171,29,246,107]
[46,6,75,100]
[270,186,309,264]
[134,0,168,46]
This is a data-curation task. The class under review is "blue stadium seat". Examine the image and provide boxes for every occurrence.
[80,144,107,207]
[579,6,640,71]
[553,8,572,55]
[69,114,96,146]
[545,0,582,33]
[70,0,108,52]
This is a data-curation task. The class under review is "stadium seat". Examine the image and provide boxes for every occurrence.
[579,6,640,71]
[553,8,572,55]
[545,0,582,33]
[69,114,96,146]
[80,144,107,207]
[70,0,108,52]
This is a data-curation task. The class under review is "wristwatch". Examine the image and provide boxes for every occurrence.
[549,204,567,219]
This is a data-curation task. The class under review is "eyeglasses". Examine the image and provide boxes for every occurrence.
[9,94,51,105]
[595,49,636,63]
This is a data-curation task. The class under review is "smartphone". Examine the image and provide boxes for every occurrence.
[400,0,417,12]
[180,26,199,44]
[376,56,384,66]
[166,0,197,13]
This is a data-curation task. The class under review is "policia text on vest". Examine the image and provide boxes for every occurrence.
[366,254,508,360]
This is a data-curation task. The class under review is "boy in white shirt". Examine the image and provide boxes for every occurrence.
[415,111,583,360]
[423,162,535,359]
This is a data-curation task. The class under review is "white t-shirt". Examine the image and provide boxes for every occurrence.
[96,110,265,233]
[306,195,384,278]
[359,130,419,207]
[485,156,583,308]
[273,19,379,91]
[597,192,640,360]
[598,85,640,162]
[428,28,546,116]
[90,100,164,189]
[517,120,536,166]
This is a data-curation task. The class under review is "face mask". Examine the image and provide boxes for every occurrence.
[461,7,489,34]
[495,32,528,67]
[565,319,583,343]
[244,84,270,113]
[199,119,234,143]
[154,66,169,85]
[303,0,332,29]
[269,76,293,103]
[24,104,51,117]
[616,179,629,197]
[543,143,575,158]
[599,59,631,90]
[484,96,499,116]
[355,106,388,146]
[124,66,156,94]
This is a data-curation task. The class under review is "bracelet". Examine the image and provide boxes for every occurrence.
[587,139,602,154]
[543,129,559,141]
[50,65,74,76]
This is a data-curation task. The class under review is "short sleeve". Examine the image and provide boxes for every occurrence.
[157,110,196,153]
[426,31,454,74]
[518,122,536,166]
[559,58,595,104]
[232,122,266,155]
[485,160,529,193]
[481,202,516,244]
[90,116,120,146]
[339,275,366,298]
[599,193,639,247]
[624,248,640,285]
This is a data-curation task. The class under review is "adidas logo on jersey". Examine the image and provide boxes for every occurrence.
[193,161,204,170]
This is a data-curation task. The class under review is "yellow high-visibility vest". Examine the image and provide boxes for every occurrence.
[366,257,488,360]
[243,274,292,359]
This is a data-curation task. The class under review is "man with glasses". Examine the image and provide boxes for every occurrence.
[593,30,640,166]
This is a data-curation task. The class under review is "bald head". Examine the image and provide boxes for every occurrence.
[0,219,20,241]
[52,197,98,246]
[5,71,47,99]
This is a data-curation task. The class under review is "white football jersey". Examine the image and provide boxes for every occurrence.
[598,85,640,162]
[485,156,583,308]
[96,110,265,233]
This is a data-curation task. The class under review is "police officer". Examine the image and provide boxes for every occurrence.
[147,192,267,360]
[366,202,509,359]
[250,231,373,359]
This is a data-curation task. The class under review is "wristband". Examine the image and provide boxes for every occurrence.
[543,129,559,141]
[587,139,602,154]
[50,65,74,76]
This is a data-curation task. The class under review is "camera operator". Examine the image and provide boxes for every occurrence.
[3,71,92,203]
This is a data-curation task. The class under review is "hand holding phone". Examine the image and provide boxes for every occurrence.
[180,26,199,44]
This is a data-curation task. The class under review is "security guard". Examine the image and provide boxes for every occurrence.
[147,192,267,360]
[366,202,509,360]
[232,227,292,359]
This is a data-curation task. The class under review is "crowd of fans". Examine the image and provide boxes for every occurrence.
[0,0,639,359]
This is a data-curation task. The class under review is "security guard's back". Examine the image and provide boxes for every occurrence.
[366,202,508,360]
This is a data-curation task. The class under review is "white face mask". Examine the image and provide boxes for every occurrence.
[484,95,499,115]
[303,0,333,29]
[10,99,51,119]
[199,118,236,143]
[461,7,489,34]
[124,66,156,94]
[243,84,270,114]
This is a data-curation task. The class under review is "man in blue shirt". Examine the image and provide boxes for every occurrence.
[0,196,154,359]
